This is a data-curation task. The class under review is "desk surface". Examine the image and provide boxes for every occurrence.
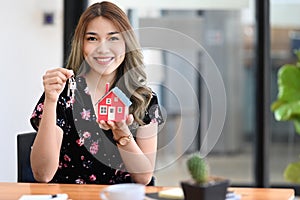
[0,182,295,200]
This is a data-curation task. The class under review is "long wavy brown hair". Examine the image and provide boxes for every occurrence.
[65,1,152,125]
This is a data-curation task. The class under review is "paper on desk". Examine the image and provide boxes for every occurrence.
[18,193,68,200]
[158,188,184,199]
[226,192,241,200]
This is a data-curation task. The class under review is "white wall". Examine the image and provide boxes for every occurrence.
[0,0,63,181]
[89,0,249,10]
[271,1,300,27]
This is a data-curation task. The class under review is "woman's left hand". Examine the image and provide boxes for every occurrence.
[98,114,134,137]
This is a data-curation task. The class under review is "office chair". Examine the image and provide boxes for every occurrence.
[147,176,156,186]
[16,132,156,185]
[17,132,36,182]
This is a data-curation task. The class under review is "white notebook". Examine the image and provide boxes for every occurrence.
[18,193,68,200]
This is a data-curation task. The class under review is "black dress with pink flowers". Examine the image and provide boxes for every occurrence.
[30,76,163,184]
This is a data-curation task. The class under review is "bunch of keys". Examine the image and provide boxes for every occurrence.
[67,76,76,101]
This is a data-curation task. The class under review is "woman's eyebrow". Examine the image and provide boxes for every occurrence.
[85,31,120,36]
[85,32,97,35]
[107,31,120,35]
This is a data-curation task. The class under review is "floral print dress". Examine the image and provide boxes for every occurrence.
[30,76,163,184]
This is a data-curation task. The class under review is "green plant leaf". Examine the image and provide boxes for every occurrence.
[272,64,300,125]
[277,65,300,102]
[271,100,285,111]
[294,120,300,134]
[273,101,300,121]
[284,161,300,183]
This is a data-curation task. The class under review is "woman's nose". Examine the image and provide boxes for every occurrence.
[96,41,109,53]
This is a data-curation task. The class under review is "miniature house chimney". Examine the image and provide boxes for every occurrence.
[105,82,110,93]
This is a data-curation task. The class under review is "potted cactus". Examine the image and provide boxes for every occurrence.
[180,153,229,200]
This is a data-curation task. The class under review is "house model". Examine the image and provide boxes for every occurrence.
[96,84,132,122]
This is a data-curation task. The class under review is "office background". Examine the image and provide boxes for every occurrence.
[1,0,300,193]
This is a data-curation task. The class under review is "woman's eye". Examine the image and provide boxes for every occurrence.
[87,36,97,41]
[109,36,119,41]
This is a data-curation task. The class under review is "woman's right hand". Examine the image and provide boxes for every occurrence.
[42,68,74,102]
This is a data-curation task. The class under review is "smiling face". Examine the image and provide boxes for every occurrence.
[83,16,126,79]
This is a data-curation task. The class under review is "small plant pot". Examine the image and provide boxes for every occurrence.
[181,177,229,200]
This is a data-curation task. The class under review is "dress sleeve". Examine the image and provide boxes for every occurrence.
[30,85,71,132]
[143,92,164,125]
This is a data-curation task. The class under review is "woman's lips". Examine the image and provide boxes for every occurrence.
[95,57,114,65]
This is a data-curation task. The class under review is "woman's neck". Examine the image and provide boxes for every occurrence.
[85,70,116,104]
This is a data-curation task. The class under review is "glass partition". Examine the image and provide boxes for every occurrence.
[132,3,256,186]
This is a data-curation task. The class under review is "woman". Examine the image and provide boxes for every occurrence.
[30,1,163,185]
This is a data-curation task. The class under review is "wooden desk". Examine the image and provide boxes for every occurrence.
[0,182,295,200]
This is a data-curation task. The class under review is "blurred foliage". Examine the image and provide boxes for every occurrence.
[271,50,300,183]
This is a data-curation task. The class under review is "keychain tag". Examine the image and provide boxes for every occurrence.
[67,76,76,101]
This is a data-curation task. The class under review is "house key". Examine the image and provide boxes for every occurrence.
[67,76,76,101]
